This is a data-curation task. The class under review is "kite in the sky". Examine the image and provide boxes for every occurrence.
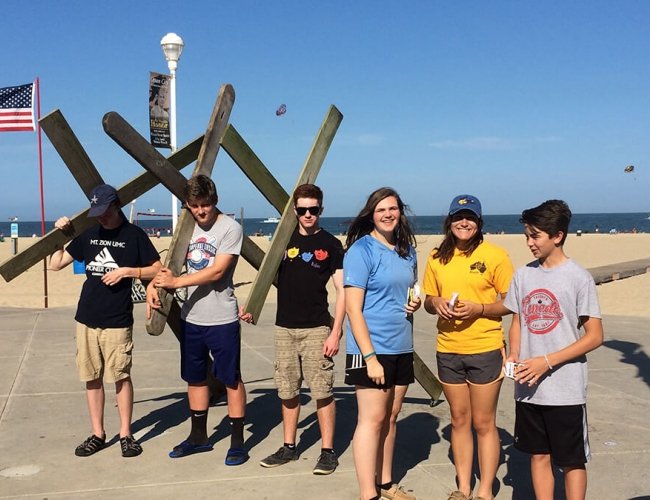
[624,165,635,173]
[275,104,287,116]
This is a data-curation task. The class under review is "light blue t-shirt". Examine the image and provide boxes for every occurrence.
[344,234,417,355]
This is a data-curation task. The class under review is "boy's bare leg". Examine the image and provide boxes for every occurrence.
[531,453,554,500]
[316,396,335,449]
[281,396,300,444]
[226,380,246,418]
[85,379,105,438]
[564,465,587,500]
[115,377,134,437]
[188,382,210,410]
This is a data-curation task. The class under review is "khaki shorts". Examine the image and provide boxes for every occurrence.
[76,323,133,383]
[274,326,334,400]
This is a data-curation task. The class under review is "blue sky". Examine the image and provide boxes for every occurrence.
[2,1,650,220]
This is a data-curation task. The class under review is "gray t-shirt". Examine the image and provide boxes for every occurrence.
[180,214,243,326]
[504,258,601,405]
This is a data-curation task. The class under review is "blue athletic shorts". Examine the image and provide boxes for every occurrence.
[180,319,242,387]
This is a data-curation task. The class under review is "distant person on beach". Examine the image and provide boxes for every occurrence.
[344,187,421,500]
[49,184,162,458]
[146,174,252,465]
[259,183,345,475]
[422,194,513,500]
[504,200,603,500]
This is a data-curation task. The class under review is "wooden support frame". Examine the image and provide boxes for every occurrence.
[0,133,203,282]
[103,84,236,336]
[0,85,443,404]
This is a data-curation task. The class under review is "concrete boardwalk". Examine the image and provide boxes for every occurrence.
[0,304,648,499]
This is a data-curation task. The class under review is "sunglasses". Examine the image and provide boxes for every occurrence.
[295,206,321,216]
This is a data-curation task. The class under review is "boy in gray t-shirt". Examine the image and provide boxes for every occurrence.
[504,199,603,500]
[147,175,252,465]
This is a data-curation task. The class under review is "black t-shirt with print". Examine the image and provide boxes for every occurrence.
[66,219,160,328]
[275,228,344,328]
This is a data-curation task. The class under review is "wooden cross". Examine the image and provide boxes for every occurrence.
[0,84,442,403]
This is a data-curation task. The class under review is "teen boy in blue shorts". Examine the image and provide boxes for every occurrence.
[147,175,252,465]
[504,200,603,500]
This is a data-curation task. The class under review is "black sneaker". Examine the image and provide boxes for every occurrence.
[75,434,106,457]
[313,451,338,475]
[120,435,143,458]
[259,445,298,468]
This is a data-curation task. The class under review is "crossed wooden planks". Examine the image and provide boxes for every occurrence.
[103,84,236,336]
[0,88,442,403]
[0,120,203,283]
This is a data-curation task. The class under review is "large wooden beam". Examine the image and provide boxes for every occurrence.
[413,352,443,403]
[243,105,343,323]
[39,110,104,196]
[103,85,237,336]
[0,134,203,283]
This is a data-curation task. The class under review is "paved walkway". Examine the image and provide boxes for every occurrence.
[0,305,648,499]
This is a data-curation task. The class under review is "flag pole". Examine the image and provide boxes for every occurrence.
[35,77,48,309]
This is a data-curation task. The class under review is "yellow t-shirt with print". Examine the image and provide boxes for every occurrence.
[422,240,513,354]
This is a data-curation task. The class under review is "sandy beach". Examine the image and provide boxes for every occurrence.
[1,233,649,316]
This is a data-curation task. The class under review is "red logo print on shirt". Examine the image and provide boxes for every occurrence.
[522,288,563,335]
[313,249,329,261]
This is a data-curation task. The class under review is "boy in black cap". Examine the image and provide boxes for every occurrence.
[50,184,162,458]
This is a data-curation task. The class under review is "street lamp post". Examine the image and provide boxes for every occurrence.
[160,32,184,233]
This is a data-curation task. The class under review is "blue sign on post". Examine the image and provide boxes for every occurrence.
[73,260,86,274]
[10,223,18,239]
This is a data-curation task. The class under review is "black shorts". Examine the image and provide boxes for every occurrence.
[436,349,504,385]
[514,401,590,468]
[344,353,414,389]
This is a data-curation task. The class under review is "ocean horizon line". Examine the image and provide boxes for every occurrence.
[2,212,649,237]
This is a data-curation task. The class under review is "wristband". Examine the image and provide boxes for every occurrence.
[363,351,376,361]
[544,354,553,371]
[480,303,485,316]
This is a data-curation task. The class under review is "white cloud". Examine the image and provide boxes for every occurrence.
[356,133,384,146]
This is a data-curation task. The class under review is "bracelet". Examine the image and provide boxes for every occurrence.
[363,351,377,361]
[480,304,485,316]
[544,354,553,371]
[137,267,141,280]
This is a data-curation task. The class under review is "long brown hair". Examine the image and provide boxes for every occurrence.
[346,187,416,257]
[432,215,484,265]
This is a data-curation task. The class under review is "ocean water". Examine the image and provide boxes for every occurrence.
[2,213,649,238]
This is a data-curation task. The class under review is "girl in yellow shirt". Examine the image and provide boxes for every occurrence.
[423,194,513,500]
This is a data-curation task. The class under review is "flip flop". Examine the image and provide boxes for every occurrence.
[225,447,249,466]
[168,440,213,458]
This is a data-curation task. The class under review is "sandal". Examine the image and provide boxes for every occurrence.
[225,447,249,466]
[168,440,213,458]
[120,435,143,458]
[75,434,106,457]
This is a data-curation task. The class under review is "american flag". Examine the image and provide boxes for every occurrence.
[0,83,35,132]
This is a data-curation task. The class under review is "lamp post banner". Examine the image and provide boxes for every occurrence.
[149,71,171,148]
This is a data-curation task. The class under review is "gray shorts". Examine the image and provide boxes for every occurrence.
[274,326,334,400]
[436,348,504,385]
